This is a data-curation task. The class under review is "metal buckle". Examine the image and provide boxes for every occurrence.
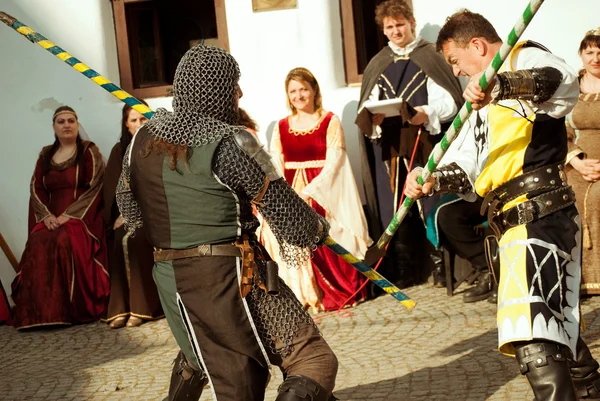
[197,244,210,256]
[515,202,537,225]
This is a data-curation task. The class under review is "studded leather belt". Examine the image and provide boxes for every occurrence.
[481,162,576,237]
[490,186,575,237]
[153,244,241,262]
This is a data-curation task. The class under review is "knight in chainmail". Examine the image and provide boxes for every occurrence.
[116,45,338,401]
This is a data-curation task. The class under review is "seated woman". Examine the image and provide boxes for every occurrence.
[11,106,110,329]
[262,67,371,312]
[0,281,9,324]
[103,103,164,328]
[567,28,600,295]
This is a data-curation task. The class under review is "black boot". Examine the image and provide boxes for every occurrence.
[569,337,600,399]
[487,280,498,304]
[515,342,577,401]
[275,375,332,401]
[163,351,208,401]
[392,242,416,289]
[463,271,492,303]
[430,249,446,288]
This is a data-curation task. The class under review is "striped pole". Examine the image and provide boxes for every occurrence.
[0,11,154,120]
[376,0,545,250]
[1,10,416,309]
[325,237,415,309]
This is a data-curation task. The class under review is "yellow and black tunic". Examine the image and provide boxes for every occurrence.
[474,42,580,357]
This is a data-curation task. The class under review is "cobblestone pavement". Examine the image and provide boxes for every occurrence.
[3,284,600,401]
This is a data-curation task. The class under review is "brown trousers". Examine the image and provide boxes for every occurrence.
[163,254,338,400]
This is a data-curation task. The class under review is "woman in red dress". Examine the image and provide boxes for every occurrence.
[11,106,110,329]
[263,68,371,312]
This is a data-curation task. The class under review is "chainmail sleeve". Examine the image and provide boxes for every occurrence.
[116,143,143,234]
[213,134,329,268]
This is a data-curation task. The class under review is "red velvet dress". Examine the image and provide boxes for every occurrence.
[278,112,366,310]
[11,141,110,329]
[0,283,9,323]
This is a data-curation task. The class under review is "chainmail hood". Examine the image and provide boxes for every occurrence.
[145,45,242,147]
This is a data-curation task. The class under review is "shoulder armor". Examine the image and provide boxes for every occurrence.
[232,129,282,180]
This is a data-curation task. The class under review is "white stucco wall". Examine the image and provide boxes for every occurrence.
[0,0,122,299]
[0,0,598,298]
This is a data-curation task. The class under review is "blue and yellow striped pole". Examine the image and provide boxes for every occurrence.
[1,11,416,309]
[324,237,415,309]
[0,11,153,120]
[375,0,545,250]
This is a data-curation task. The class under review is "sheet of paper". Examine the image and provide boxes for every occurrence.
[363,97,404,117]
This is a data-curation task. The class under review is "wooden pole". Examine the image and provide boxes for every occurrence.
[0,232,19,272]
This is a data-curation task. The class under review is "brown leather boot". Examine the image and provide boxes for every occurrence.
[275,375,332,401]
[163,351,207,401]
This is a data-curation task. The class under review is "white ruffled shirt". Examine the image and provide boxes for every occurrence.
[368,37,459,136]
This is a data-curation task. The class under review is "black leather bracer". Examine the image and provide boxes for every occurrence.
[491,67,563,104]
[432,162,473,195]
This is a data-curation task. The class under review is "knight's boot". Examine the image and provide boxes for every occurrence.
[430,249,446,288]
[462,271,492,303]
[163,351,208,401]
[515,342,577,401]
[569,337,600,399]
[275,375,333,401]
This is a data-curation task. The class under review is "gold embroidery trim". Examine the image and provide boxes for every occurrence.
[287,113,328,136]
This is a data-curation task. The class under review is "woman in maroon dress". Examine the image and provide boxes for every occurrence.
[103,104,163,328]
[263,68,371,312]
[11,106,110,329]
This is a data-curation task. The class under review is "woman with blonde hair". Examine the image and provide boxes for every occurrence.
[263,67,371,312]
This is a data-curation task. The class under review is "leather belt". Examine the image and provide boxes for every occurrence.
[481,162,568,215]
[154,244,241,262]
[490,186,575,237]
[480,162,576,238]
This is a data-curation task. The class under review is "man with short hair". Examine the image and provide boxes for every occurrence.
[117,45,338,401]
[356,0,489,299]
[406,9,600,400]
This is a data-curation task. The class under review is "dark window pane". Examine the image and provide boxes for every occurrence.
[155,0,221,84]
[126,2,166,88]
[353,0,388,75]
[123,0,222,89]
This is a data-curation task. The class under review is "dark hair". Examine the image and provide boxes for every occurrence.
[375,0,414,30]
[579,34,600,54]
[436,9,502,52]
[237,108,258,132]
[43,106,84,175]
[578,34,600,80]
[120,100,149,159]
[143,137,189,172]
[284,67,323,115]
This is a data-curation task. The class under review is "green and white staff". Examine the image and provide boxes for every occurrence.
[375,0,545,250]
